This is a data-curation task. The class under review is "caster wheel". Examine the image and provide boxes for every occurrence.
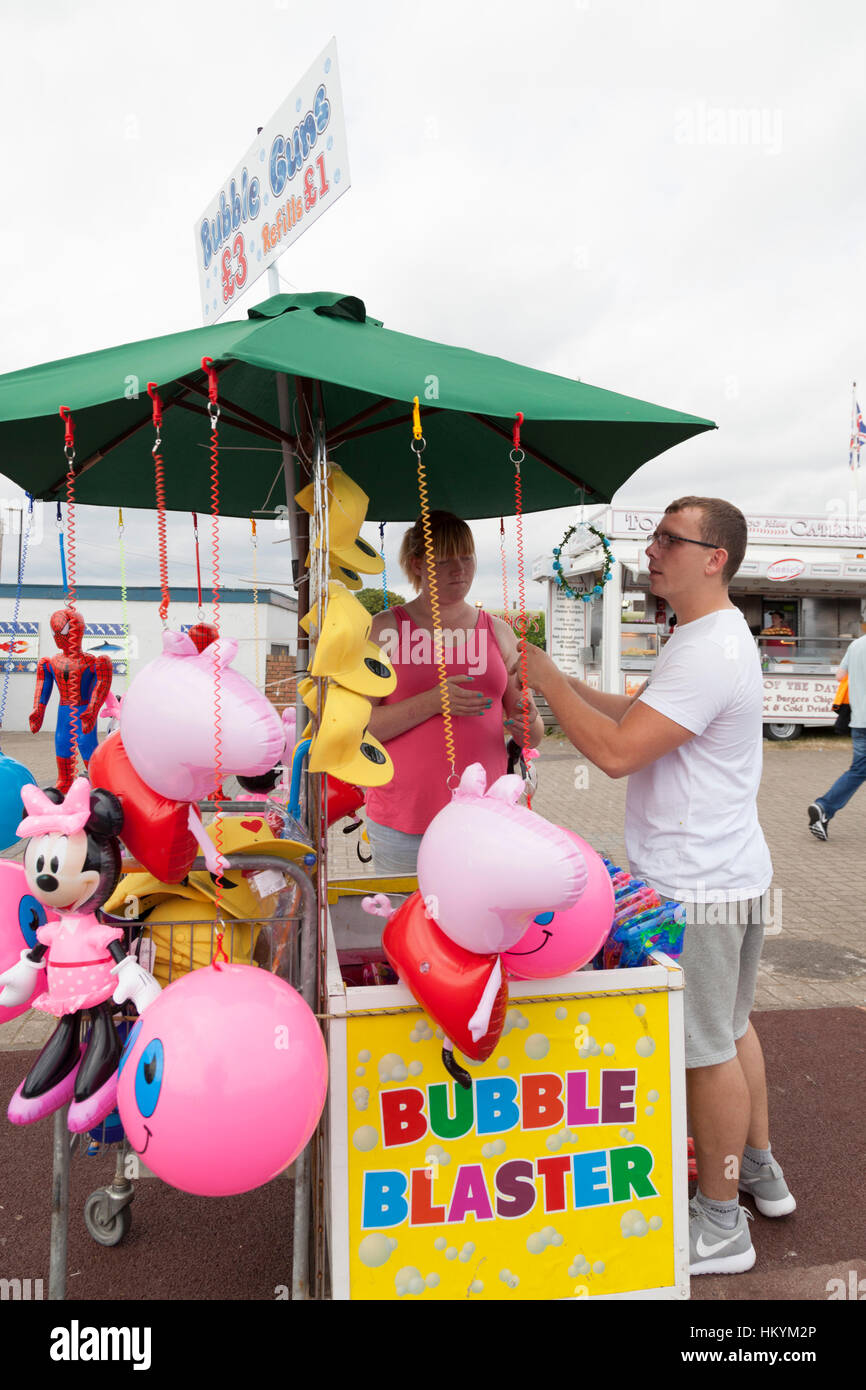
[84,1190,132,1246]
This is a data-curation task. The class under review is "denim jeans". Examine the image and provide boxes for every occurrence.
[816,727,866,820]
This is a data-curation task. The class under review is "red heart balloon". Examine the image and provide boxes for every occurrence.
[89,732,198,883]
[383,891,507,1061]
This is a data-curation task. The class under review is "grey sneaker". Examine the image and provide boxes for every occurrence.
[688,1198,755,1275]
[808,802,829,841]
[738,1156,797,1216]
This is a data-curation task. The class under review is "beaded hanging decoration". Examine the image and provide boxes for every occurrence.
[552,523,615,602]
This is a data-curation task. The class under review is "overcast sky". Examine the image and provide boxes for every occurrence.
[1,0,864,610]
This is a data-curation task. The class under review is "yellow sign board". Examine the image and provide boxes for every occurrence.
[346,990,674,1299]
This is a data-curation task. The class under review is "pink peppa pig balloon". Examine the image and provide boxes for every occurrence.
[120,630,284,802]
[417,763,587,955]
[116,963,328,1197]
[503,828,615,979]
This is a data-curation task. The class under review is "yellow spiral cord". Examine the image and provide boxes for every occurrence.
[412,397,457,787]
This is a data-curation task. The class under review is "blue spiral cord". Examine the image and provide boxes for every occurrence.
[0,495,34,749]
[57,502,67,590]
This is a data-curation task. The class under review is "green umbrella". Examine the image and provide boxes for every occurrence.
[0,292,714,521]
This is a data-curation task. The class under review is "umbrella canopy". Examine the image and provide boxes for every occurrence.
[0,292,715,520]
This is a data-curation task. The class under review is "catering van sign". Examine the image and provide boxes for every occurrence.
[195,38,350,321]
[766,557,806,582]
[611,511,866,547]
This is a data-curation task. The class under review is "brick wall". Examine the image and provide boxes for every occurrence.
[264,653,297,714]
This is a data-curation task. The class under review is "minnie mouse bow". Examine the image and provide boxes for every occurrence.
[17,777,92,838]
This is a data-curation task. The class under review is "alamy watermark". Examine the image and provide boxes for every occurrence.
[1,1276,44,1300]
[375,622,490,676]
[674,103,783,156]
[676,886,782,934]
[0,498,45,546]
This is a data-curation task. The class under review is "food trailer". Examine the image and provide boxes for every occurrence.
[534,508,866,740]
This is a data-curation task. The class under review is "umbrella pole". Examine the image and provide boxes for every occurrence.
[309,415,331,1299]
[273,370,309,749]
[288,377,323,1300]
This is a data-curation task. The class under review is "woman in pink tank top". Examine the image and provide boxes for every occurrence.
[364,512,544,873]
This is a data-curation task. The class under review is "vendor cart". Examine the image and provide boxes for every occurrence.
[0,290,714,1299]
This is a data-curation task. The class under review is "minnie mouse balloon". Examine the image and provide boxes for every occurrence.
[120,630,284,802]
[417,764,587,955]
[116,963,328,1197]
[503,828,615,979]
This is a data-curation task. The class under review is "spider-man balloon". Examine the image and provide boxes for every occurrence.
[30,608,113,793]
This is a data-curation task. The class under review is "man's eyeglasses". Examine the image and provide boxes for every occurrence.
[647,529,720,552]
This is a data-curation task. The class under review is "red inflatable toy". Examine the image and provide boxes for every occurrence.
[89,732,199,883]
[326,775,365,828]
[383,890,508,1063]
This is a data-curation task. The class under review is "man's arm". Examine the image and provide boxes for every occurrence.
[522,644,693,778]
[564,675,645,720]
[491,617,545,745]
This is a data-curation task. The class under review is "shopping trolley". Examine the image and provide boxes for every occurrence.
[46,836,317,1300]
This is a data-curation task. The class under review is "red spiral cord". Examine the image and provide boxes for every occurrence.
[59,407,80,774]
[202,358,227,963]
[513,413,532,808]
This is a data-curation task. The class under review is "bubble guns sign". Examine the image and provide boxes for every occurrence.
[194,37,351,322]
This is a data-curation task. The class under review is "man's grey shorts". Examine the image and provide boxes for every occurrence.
[365,818,424,876]
[676,896,767,1069]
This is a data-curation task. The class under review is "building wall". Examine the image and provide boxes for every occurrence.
[264,652,298,715]
[0,587,297,732]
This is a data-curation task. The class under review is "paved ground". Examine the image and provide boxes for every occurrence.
[4,726,863,1051]
[1,728,863,1311]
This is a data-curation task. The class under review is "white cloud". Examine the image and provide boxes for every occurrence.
[1,0,864,608]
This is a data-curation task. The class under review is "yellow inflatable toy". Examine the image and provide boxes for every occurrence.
[106,814,312,986]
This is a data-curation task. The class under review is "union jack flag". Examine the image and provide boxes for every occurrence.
[850,400,866,470]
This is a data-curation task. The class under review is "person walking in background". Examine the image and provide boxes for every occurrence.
[808,627,866,841]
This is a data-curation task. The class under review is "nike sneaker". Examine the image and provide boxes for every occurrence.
[688,1197,755,1275]
[738,1155,797,1216]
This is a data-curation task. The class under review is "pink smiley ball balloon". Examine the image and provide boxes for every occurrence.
[117,964,328,1197]
[503,829,615,980]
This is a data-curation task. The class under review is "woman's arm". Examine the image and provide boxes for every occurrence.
[366,612,439,742]
[367,684,441,742]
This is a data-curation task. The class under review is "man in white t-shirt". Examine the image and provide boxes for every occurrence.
[522,496,794,1277]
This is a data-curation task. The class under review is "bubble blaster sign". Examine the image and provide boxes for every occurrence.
[194,37,350,322]
[346,993,675,1299]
